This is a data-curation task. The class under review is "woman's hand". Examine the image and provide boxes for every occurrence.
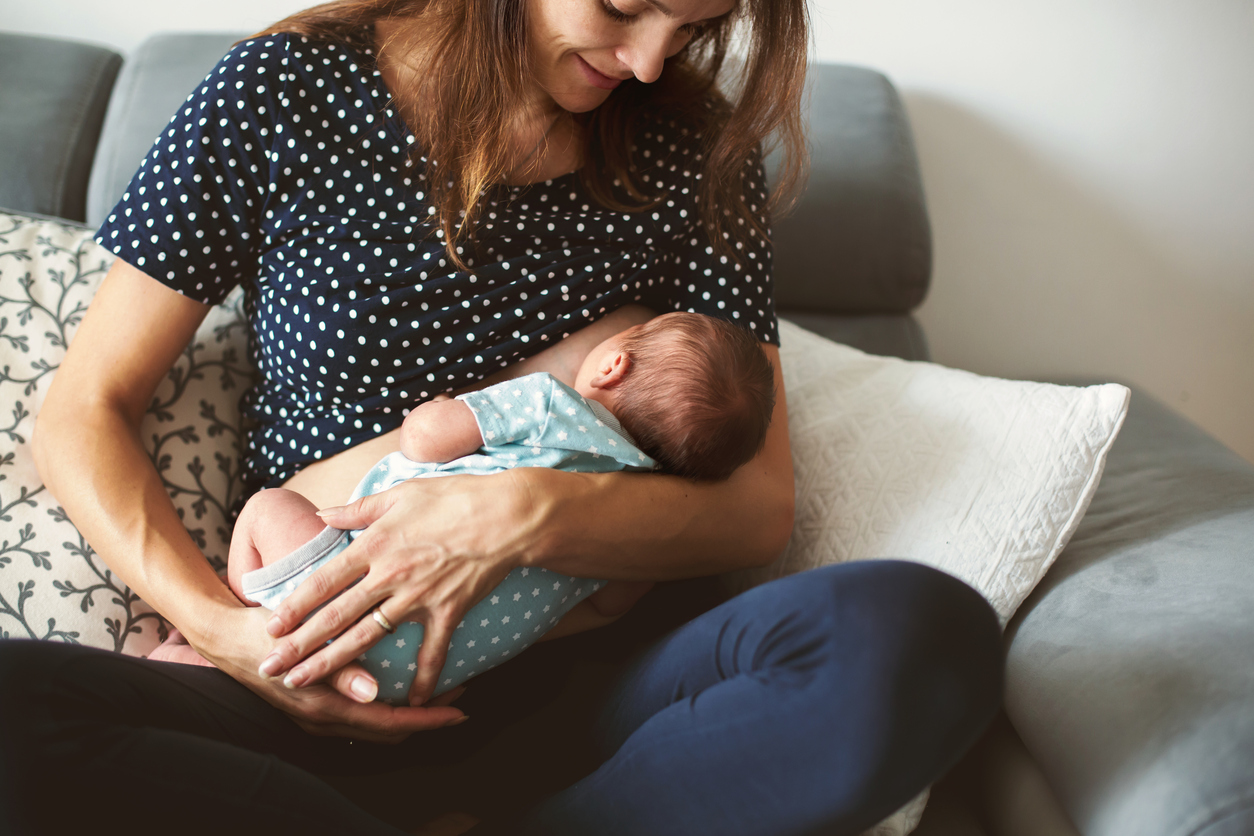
[258,469,543,707]
[203,602,468,740]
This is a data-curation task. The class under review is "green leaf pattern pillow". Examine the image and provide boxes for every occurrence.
[0,211,251,655]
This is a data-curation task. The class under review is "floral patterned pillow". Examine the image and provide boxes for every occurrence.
[0,211,252,655]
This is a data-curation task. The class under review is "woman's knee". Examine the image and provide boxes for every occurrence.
[744,561,1003,734]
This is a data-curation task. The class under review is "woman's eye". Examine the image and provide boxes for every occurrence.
[600,0,633,22]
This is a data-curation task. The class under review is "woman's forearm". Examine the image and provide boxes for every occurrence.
[31,259,240,651]
[33,402,242,644]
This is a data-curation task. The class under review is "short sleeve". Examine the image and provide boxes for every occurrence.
[94,37,290,304]
[637,144,778,345]
[457,373,557,447]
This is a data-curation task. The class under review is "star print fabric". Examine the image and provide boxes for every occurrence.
[92,32,777,497]
[241,372,653,703]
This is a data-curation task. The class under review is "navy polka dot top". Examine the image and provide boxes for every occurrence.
[95,33,778,493]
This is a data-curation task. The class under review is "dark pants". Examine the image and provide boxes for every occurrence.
[0,561,1002,836]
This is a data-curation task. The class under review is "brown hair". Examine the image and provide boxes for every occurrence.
[613,313,775,481]
[254,0,808,268]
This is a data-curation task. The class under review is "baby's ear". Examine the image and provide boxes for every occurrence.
[592,350,631,390]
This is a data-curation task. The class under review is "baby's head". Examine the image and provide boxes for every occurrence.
[575,312,776,481]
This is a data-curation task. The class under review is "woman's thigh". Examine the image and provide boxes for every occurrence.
[476,560,1004,836]
[0,640,517,834]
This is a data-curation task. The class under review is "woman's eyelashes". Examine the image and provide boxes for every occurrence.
[598,0,706,36]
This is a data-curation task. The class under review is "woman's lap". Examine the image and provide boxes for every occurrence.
[0,561,1002,836]
[479,560,1003,836]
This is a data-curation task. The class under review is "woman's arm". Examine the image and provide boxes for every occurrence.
[33,258,466,739]
[261,335,794,705]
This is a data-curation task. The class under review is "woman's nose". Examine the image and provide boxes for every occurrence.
[616,24,678,84]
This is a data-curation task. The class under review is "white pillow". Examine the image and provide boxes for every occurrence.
[724,320,1127,836]
[724,319,1130,623]
[0,211,249,655]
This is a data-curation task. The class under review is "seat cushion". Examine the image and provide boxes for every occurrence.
[0,33,122,222]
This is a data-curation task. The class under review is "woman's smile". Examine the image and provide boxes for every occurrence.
[574,54,625,90]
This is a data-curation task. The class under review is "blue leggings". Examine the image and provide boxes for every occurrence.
[0,561,1001,836]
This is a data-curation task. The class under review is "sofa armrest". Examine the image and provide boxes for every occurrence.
[1005,386,1254,836]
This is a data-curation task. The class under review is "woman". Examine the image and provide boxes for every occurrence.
[5,0,1002,833]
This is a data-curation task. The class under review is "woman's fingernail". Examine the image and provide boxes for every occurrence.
[265,616,284,636]
[350,675,378,702]
[284,666,309,689]
[258,653,284,678]
[315,505,346,517]
[445,715,470,727]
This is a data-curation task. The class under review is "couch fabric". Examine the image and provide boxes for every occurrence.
[1006,387,1254,836]
[0,33,122,222]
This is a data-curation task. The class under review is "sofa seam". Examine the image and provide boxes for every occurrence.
[90,44,148,228]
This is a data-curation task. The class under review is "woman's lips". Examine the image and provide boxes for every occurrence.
[575,55,624,90]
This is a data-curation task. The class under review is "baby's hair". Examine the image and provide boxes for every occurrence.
[614,313,776,481]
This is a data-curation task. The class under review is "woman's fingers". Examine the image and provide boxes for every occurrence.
[326,659,382,704]
[266,491,400,639]
[279,603,395,689]
[409,615,458,707]
[315,488,396,533]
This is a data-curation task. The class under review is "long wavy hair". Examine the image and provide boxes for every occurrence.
[255,0,808,268]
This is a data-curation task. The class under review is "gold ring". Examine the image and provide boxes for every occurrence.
[372,607,397,634]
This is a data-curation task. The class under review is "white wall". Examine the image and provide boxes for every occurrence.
[9,0,1254,462]
[812,0,1254,463]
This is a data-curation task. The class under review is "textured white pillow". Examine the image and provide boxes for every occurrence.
[724,319,1129,623]
[0,212,250,655]
[723,320,1128,836]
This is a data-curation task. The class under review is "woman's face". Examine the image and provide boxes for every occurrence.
[527,0,736,113]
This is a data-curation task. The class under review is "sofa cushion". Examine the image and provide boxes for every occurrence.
[723,320,1130,624]
[0,211,250,654]
[1005,386,1254,836]
[765,64,932,315]
[0,33,122,222]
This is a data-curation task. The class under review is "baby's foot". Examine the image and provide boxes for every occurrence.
[148,628,216,668]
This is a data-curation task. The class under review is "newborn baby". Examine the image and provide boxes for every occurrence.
[164,313,776,704]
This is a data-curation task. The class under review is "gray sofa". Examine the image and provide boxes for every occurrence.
[3,29,1252,836]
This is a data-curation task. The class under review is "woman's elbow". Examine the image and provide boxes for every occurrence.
[31,405,69,486]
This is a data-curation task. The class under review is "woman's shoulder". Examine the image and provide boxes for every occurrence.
[201,31,378,98]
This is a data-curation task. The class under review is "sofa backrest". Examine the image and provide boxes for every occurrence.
[88,34,931,315]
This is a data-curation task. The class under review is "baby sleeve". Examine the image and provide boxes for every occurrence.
[456,373,559,447]
[94,36,293,304]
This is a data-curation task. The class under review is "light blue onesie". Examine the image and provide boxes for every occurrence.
[240,372,656,704]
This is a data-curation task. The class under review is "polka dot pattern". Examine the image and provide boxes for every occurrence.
[95,32,778,492]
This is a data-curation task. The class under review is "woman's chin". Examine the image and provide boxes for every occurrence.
[554,90,613,114]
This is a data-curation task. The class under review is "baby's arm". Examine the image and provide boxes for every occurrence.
[400,395,484,463]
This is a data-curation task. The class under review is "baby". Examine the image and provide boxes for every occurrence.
[165,312,776,704]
